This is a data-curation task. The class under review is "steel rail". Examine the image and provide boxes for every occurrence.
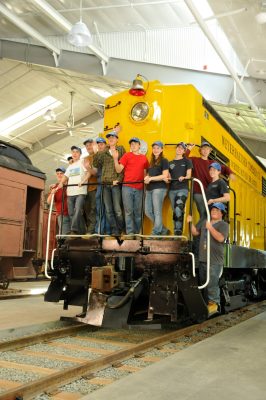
[1,302,265,400]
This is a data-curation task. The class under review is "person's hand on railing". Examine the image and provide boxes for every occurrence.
[178,176,186,182]
[187,215,192,223]
[112,180,119,186]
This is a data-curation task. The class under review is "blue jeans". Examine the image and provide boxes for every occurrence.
[57,215,71,235]
[95,185,111,234]
[103,185,124,235]
[199,262,223,305]
[84,190,96,233]
[169,189,188,234]
[67,195,86,234]
[194,193,207,228]
[145,188,167,235]
[122,186,144,234]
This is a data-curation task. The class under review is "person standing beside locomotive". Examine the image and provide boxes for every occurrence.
[83,138,97,234]
[57,145,89,235]
[92,131,125,236]
[113,137,149,234]
[144,141,169,235]
[186,142,234,227]
[168,142,192,236]
[187,202,229,316]
[47,167,70,235]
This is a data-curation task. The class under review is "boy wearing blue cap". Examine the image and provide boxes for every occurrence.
[113,137,149,234]
[94,137,110,235]
[187,202,229,316]
[57,146,88,234]
[91,129,125,235]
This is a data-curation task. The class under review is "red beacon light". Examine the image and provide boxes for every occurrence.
[129,75,146,96]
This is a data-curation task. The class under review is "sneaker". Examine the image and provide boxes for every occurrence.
[207,301,219,317]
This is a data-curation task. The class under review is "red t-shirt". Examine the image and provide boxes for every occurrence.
[53,184,69,216]
[186,151,233,194]
[119,152,149,190]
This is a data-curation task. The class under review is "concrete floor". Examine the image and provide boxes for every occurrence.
[0,280,79,331]
[82,312,266,400]
[1,281,265,400]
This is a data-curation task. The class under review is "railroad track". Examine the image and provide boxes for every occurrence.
[0,301,265,400]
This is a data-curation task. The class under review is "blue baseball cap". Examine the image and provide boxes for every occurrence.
[83,138,94,145]
[106,131,118,138]
[55,167,66,173]
[209,162,221,171]
[177,141,187,150]
[71,145,81,153]
[200,141,212,147]
[129,137,141,144]
[152,140,163,148]
[211,202,226,212]
[96,137,106,144]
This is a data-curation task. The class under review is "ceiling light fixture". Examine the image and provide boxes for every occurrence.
[67,0,92,47]
[43,109,56,121]
[0,96,61,137]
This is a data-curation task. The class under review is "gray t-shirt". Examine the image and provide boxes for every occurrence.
[197,220,229,264]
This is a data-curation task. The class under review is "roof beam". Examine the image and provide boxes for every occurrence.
[184,0,266,129]
[0,3,60,58]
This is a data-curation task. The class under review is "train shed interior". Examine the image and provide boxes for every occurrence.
[0,2,266,399]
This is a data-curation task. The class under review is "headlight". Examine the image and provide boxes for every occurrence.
[131,102,149,121]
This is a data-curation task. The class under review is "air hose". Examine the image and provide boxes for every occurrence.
[106,275,145,309]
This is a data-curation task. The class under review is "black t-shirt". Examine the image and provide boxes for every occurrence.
[206,178,229,200]
[147,157,169,191]
[169,157,193,190]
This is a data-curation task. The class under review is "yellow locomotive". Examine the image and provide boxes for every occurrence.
[45,77,266,328]
[104,77,265,252]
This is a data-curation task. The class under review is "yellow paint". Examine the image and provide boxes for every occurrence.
[104,81,266,250]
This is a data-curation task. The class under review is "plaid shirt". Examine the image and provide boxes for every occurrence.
[93,146,125,183]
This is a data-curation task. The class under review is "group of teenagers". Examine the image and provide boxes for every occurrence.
[48,131,235,316]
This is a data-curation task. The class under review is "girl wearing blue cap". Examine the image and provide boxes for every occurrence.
[207,162,230,206]
[144,141,169,235]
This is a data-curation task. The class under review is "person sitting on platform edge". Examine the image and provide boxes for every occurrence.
[47,167,70,235]
[90,129,125,236]
[187,202,229,317]
[113,137,149,234]
[144,141,169,236]
[168,141,192,236]
[57,145,89,235]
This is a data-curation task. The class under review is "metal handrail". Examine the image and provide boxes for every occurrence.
[189,252,196,278]
[44,193,54,279]
[192,178,210,290]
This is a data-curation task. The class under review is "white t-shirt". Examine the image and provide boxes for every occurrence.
[64,159,88,196]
